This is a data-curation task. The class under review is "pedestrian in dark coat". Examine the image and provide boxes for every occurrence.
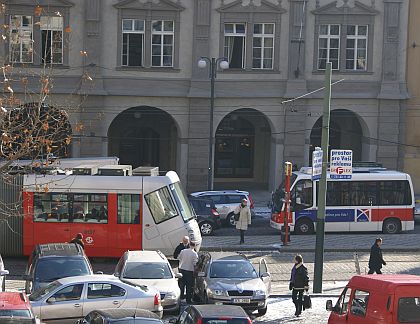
[368,237,386,274]
[173,236,190,299]
[289,254,309,317]
[69,233,84,249]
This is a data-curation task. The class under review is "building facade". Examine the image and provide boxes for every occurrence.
[1,0,409,192]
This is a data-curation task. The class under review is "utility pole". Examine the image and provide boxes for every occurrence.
[313,62,332,293]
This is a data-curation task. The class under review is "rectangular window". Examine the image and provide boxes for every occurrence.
[117,194,140,224]
[224,23,246,69]
[34,193,70,222]
[9,15,33,63]
[151,20,174,67]
[317,181,378,206]
[346,25,368,70]
[292,180,313,211]
[144,186,178,224]
[122,19,144,66]
[87,283,126,299]
[378,181,411,206]
[350,290,369,317]
[398,297,420,323]
[40,16,63,64]
[318,24,340,70]
[73,194,108,223]
[252,23,274,69]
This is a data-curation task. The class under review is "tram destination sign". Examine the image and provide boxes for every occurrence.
[330,149,352,179]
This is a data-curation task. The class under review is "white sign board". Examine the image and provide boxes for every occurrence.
[312,148,323,180]
[330,149,352,179]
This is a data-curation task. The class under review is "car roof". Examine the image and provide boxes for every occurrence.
[192,305,249,318]
[57,274,119,285]
[349,275,420,292]
[125,250,167,263]
[207,252,248,262]
[35,243,84,257]
[0,293,30,310]
[93,308,160,320]
[191,190,249,196]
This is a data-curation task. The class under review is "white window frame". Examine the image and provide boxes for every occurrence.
[252,23,274,70]
[345,25,368,71]
[318,24,340,70]
[40,16,64,65]
[9,15,33,63]
[121,19,145,67]
[224,23,247,69]
[151,20,174,67]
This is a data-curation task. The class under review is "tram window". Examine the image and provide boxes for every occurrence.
[74,194,108,223]
[118,194,140,224]
[33,193,70,222]
[145,186,178,224]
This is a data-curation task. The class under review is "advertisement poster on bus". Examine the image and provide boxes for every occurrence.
[312,147,323,180]
[330,149,352,179]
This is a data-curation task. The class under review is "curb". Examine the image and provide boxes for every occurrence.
[202,246,420,253]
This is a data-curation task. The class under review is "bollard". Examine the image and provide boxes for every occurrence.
[354,252,361,275]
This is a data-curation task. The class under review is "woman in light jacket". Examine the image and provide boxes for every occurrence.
[234,198,251,244]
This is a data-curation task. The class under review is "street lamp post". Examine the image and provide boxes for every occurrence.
[198,57,229,190]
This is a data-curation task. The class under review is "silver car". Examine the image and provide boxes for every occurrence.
[29,275,163,324]
[114,250,181,313]
[190,190,255,226]
[194,252,271,316]
[0,254,8,292]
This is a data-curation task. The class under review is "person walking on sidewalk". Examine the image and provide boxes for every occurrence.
[368,237,386,274]
[289,254,309,317]
[69,233,84,249]
[177,242,198,304]
[234,198,251,244]
[173,236,190,299]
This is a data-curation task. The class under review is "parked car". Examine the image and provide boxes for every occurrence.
[0,254,8,292]
[78,308,163,324]
[24,243,94,294]
[170,304,252,324]
[326,274,420,323]
[0,292,40,324]
[193,252,271,316]
[29,274,163,324]
[190,190,255,226]
[114,250,181,313]
[188,196,221,236]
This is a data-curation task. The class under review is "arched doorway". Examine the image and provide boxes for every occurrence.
[310,109,364,163]
[215,109,271,185]
[108,107,177,171]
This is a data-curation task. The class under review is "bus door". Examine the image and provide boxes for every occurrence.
[112,193,143,255]
[292,179,316,232]
[70,193,109,257]
[32,193,72,245]
[349,181,379,232]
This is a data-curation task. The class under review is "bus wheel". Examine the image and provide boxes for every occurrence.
[295,218,314,235]
[383,218,401,234]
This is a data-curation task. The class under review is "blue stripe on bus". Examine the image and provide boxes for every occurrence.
[296,209,355,222]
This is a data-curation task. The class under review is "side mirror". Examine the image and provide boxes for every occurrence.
[169,318,178,324]
[95,271,104,275]
[175,273,183,279]
[22,274,32,281]
[326,300,333,311]
[197,272,205,277]
[0,270,9,276]
[47,297,56,304]
[260,272,270,278]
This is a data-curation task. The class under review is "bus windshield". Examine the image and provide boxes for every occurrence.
[272,173,297,212]
[170,182,195,222]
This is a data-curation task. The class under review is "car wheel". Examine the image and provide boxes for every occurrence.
[227,213,236,227]
[258,306,268,316]
[383,218,401,234]
[199,221,213,236]
[294,218,314,235]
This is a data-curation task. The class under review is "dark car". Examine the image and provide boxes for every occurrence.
[170,305,251,324]
[188,196,221,236]
[24,243,94,294]
[78,308,163,323]
[0,292,40,324]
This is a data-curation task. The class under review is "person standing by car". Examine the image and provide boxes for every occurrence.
[368,237,386,274]
[234,198,251,244]
[69,233,84,249]
[178,242,198,304]
[289,254,309,317]
[174,236,190,299]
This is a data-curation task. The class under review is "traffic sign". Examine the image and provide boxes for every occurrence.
[330,149,352,179]
[312,147,323,180]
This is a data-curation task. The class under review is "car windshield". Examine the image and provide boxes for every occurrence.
[123,262,173,279]
[210,261,258,279]
[34,258,91,283]
[204,320,249,324]
[29,281,61,301]
[170,182,195,222]
[0,310,31,318]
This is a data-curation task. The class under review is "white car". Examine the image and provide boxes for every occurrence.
[29,275,163,324]
[114,250,181,313]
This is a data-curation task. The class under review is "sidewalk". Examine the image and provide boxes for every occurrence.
[202,233,420,252]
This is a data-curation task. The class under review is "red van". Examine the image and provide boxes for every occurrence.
[326,275,420,323]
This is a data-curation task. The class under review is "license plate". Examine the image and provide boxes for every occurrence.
[233,298,251,304]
